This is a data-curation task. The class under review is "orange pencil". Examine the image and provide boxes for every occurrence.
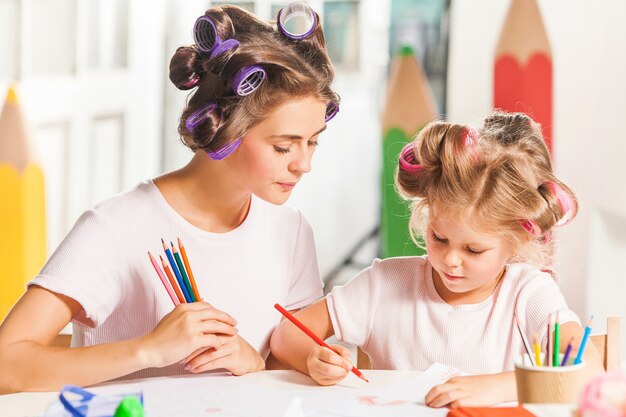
[178,238,201,301]
[274,303,369,383]
[160,255,185,303]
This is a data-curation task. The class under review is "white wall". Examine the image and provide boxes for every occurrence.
[448,0,626,342]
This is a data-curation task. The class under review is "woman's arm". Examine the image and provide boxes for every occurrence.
[0,286,237,394]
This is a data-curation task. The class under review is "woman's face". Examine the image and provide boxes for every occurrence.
[229,95,328,205]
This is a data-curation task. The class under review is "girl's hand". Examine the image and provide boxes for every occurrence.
[140,302,238,368]
[181,334,265,375]
[425,373,515,408]
[306,344,353,386]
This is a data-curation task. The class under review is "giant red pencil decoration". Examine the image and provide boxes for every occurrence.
[494,0,553,154]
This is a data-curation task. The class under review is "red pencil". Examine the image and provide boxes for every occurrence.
[160,255,185,303]
[274,303,369,383]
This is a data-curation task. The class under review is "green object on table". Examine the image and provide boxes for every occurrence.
[381,127,426,258]
[114,396,144,417]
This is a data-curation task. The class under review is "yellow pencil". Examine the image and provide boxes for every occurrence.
[533,334,542,367]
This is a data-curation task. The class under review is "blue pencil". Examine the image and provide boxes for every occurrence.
[574,316,593,365]
[162,238,192,302]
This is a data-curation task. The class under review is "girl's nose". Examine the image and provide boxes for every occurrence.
[444,250,462,268]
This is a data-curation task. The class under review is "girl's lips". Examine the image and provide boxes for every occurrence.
[277,182,296,191]
[444,272,464,281]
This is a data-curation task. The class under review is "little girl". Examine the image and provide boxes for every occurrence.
[271,111,604,407]
[0,3,338,393]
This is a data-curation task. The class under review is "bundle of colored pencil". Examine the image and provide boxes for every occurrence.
[148,238,201,305]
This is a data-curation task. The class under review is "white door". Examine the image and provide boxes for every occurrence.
[0,0,166,252]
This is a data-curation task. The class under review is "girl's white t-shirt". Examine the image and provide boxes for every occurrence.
[327,256,579,374]
[29,180,323,379]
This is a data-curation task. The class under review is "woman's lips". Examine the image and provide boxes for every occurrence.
[277,182,296,191]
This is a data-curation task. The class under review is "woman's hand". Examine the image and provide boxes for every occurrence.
[181,334,265,375]
[306,344,353,386]
[140,302,238,368]
[425,372,516,408]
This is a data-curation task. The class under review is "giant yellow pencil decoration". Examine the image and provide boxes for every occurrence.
[0,84,46,321]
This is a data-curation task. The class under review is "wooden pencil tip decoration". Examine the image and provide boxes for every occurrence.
[494,0,553,154]
[380,45,437,258]
[0,83,47,321]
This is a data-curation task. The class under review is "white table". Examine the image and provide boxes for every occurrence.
[0,370,574,417]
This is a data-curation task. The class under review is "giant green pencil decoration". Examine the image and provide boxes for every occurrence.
[380,46,437,258]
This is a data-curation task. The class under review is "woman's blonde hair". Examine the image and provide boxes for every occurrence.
[396,110,577,269]
[169,5,339,154]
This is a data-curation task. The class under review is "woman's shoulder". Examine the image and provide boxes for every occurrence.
[90,180,157,215]
[253,198,310,228]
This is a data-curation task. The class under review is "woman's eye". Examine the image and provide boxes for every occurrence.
[273,145,290,154]
[308,140,319,147]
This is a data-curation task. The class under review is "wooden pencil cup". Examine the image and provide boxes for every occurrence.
[515,354,587,403]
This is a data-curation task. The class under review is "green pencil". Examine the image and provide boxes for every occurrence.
[553,312,560,367]
[172,242,196,302]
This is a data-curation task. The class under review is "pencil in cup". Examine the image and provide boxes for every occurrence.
[274,303,369,383]
[148,251,180,306]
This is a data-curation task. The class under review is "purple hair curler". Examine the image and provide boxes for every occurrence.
[277,2,318,40]
[193,16,221,53]
[207,138,242,160]
[209,38,241,75]
[232,65,266,96]
[325,102,339,122]
[185,102,218,133]
[209,38,240,60]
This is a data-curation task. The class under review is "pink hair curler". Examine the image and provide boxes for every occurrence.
[546,181,575,226]
[398,142,423,174]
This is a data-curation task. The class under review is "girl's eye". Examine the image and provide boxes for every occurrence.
[273,145,290,154]
[466,247,484,255]
[431,231,446,243]
[308,140,319,147]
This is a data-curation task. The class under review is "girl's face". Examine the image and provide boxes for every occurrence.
[229,95,327,205]
[426,208,515,305]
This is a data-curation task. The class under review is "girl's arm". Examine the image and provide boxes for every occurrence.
[0,286,237,394]
[425,321,605,408]
[270,298,353,384]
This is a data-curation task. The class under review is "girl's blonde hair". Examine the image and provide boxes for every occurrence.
[396,110,577,269]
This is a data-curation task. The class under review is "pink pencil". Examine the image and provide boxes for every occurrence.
[148,251,180,306]
[546,313,554,366]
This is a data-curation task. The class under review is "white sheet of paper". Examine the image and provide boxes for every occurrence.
[46,363,460,417]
